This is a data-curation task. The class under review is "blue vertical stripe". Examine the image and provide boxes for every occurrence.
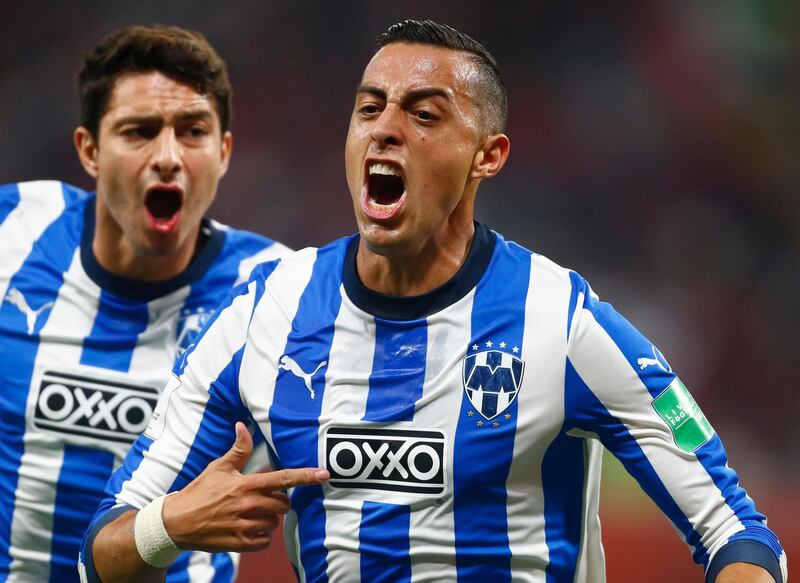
[540,435,585,581]
[357,319,427,578]
[452,238,531,582]
[359,502,412,583]
[270,242,347,583]
[363,318,427,422]
[0,190,85,577]
[79,291,149,372]
[0,184,20,227]
[49,446,115,583]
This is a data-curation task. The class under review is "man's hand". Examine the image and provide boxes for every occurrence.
[163,421,329,552]
[716,562,776,582]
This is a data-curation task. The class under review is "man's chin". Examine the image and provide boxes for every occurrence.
[358,221,409,256]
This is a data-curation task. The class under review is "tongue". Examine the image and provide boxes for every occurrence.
[145,190,183,233]
[369,174,404,205]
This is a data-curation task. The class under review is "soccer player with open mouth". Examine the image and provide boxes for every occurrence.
[84,20,787,583]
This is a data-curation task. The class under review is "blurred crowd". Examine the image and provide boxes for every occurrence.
[1,0,796,487]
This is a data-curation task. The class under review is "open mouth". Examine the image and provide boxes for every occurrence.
[363,162,405,220]
[144,187,183,232]
[368,163,405,206]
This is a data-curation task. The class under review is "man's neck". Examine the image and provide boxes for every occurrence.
[92,233,198,282]
[356,221,475,297]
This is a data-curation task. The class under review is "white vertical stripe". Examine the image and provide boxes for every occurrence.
[568,306,743,560]
[574,439,605,583]
[318,292,377,583]
[506,255,573,582]
[8,250,98,582]
[235,241,293,285]
[406,290,476,582]
[0,181,66,301]
[127,286,191,389]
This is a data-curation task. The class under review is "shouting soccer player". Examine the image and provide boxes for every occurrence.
[83,20,787,583]
[0,25,297,582]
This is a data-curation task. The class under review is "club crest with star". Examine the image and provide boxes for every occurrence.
[462,340,525,420]
[175,306,213,356]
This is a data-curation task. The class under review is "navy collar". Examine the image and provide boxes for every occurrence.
[343,222,496,321]
[80,196,225,301]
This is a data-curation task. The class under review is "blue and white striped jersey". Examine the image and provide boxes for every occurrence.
[0,181,291,582]
[84,222,787,583]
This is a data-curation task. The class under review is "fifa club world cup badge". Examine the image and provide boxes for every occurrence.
[462,340,524,427]
[175,306,213,356]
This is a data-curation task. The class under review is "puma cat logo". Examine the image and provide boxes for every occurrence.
[637,346,670,372]
[6,288,53,334]
[279,355,327,400]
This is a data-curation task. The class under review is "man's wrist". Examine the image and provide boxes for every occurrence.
[134,494,182,568]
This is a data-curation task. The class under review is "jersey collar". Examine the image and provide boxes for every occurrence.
[343,221,496,321]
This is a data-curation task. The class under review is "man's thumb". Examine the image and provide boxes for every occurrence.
[218,421,253,471]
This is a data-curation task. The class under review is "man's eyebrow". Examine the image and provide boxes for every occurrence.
[403,87,451,104]
[356,84,452,105]
[356,84,386,100]
[110,110,214,130]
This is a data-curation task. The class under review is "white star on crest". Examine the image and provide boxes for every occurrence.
[486,340,493,348]
[512,346,519,353]
[472,344,479,351]
[499,341,507,348]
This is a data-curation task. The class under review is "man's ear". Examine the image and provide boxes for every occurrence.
[470,133,510,180]
[74,127,99,179]
[218,130,233,178]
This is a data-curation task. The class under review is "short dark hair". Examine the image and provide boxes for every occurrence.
[78,24,232,139]
[377,19,507,134]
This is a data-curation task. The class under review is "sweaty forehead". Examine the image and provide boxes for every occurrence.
[361,43,478,100]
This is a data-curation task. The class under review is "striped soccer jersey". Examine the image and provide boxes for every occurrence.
[0,181,290,582]
[85,222,787,583]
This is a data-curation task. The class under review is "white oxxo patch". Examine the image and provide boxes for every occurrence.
[324,426,446,495]
[34,370,159,443]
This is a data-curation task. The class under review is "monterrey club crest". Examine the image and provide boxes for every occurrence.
[462,344,525,420]
[175,306,213,356]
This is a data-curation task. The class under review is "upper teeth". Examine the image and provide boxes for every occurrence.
[369,163,399,176]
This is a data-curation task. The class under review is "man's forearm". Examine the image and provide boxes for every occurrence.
[92,510,168,583]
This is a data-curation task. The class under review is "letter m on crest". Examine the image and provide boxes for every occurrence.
[462,350,525,420]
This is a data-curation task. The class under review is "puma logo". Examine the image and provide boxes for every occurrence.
[6,288,53,334]
[279,355,327,400]
[637,346,670,372]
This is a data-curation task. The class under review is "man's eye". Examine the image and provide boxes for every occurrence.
[415,110,436,121]
[360,104,380,116]
[124,127,158,139]
[188,126,208,138]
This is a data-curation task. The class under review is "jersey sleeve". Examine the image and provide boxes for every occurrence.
[564,274,787,583]
[79,260,281,581]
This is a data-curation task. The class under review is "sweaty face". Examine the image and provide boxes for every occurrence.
[89,71,230,259]
[344,43,485,256]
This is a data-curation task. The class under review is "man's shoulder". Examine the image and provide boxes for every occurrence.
[1,180,92,209]
[491,228,578,276]
[247,234,355,284]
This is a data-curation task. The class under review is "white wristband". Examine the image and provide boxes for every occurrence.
[134,494,182,568]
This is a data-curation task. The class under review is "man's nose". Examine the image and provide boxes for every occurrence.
[370,106,403,149]
[151,129,182,177]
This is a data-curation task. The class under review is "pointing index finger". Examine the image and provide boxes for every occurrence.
[251,467,330,491]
